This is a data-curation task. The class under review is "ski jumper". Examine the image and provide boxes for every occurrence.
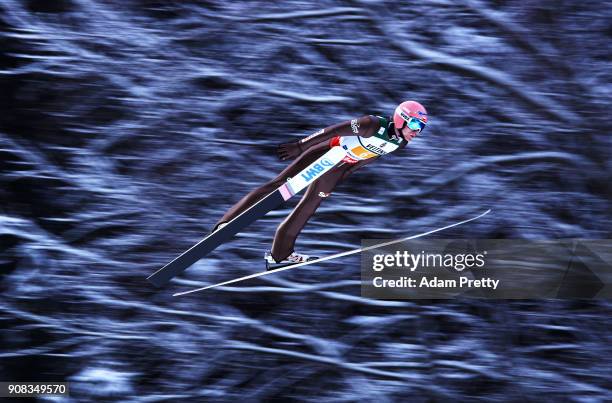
[215,115,406,262]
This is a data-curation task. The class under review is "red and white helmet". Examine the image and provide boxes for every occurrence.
[393,101,428,133]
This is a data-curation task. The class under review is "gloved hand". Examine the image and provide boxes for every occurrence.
[276,141,303,161]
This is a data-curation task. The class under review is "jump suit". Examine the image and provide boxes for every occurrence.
[215,115,405,262]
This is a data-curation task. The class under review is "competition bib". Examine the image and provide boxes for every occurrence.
[339,117,402,162]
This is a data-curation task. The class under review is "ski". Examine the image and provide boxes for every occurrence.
[172,209,491,296]
[147,146,347,287]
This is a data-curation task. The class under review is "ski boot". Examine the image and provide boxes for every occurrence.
[264,251,319,270]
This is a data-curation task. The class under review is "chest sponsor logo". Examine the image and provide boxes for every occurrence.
[351,119,360,134]
[301,157,335,182]
[365,143,388,155]
[350,145,377,159]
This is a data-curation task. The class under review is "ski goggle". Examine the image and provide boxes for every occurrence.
[402,117,426,133]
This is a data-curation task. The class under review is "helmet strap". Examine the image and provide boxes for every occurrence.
[390,122,401,141]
